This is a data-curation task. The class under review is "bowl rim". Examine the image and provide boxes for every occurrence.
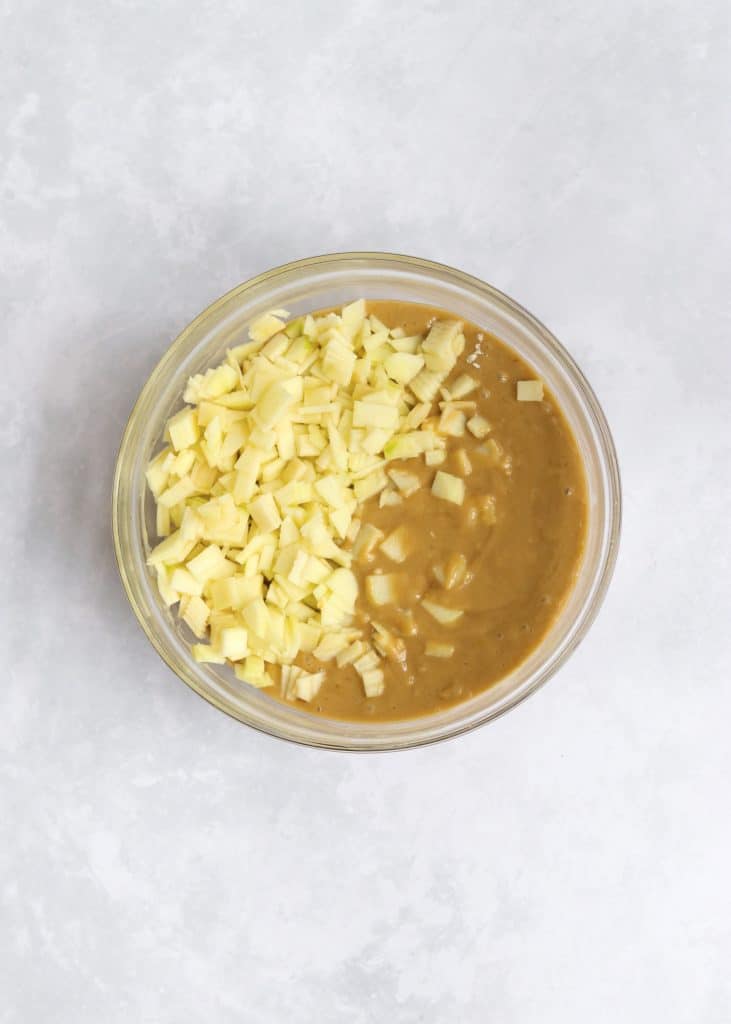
[112,251,622,751]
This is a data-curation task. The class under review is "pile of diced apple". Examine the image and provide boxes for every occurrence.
[145,300,509,703]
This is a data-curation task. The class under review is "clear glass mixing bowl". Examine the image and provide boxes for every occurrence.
[112,253,621,750]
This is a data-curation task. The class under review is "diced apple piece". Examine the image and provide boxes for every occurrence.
[249,312,288,344]
[379,487,403,508]
[147,529,196,567]
[517,380,543,401]
[158,475,197,508]
[181,595,210,637]
[187,543,229,583]
[146,448,172,497]
[167,408,200,452]
[354,649,381,675]
[383,434,423,461]
[425,450,446,467]
[249,492,282,533]
[352,401,399,430]
[236,653,267,681]
[448,374,478,399]
[327,568,358,611]
[366,574,399,606]
[431,471,465,506]
[352,523,384,563]
[255,382,296,429]
[421,320,462,372]
[408,368,444,404]
[218,626,249,661]
[361,669,385,698]
[329,505,353,539]
[241,597,270,638]
[453,449,472,476]
[298,622,322,653]
[353,469,389,501]
[437,408,466,437]
[192,643,225,664]
[340,298,366,338]
[387,469,420,497]
[425,641,454,658]
[384,351,425,384]
[422,599,464,625]
[380,525,411,564]
[294,671,326,702]
[443,552,467,590]
[322,339,357,386]
[170,566,203,596]
[372,626,406,663]
[466,414,491,439]
[209,574,263,611]
[336,640,368,667]
[313,632,350,661]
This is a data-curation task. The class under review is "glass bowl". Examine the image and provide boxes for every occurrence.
[112,253,621,750]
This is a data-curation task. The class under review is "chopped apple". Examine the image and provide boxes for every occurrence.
[361,669,385,697]
[443,552,467,590]
[170,566,203,596]
[167,408,200,452]
[422,599,464,625]
[379,487,402,508]
[192,643,225,664]
[517,380,543,401]
[248,312,288,344]
[431,471,465,506]
[180,595,210,637]
[466,414,491,439]
[448,374,478,399]
[147,529,196,568]
[352,523,384,563]
[425,449,446,467]
[366,574,399,606]
[380,526,411,563]
[249,492,282,533]
[425,641,454,658]
[387,469,420,497]
[218,626,249,661]
[384,351,425,384]
[452,449,472,476]
[294,671,326,702]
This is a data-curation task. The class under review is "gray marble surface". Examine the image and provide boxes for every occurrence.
[2,2,730,1021]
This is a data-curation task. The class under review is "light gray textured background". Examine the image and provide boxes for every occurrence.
[2,2,730,1021]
